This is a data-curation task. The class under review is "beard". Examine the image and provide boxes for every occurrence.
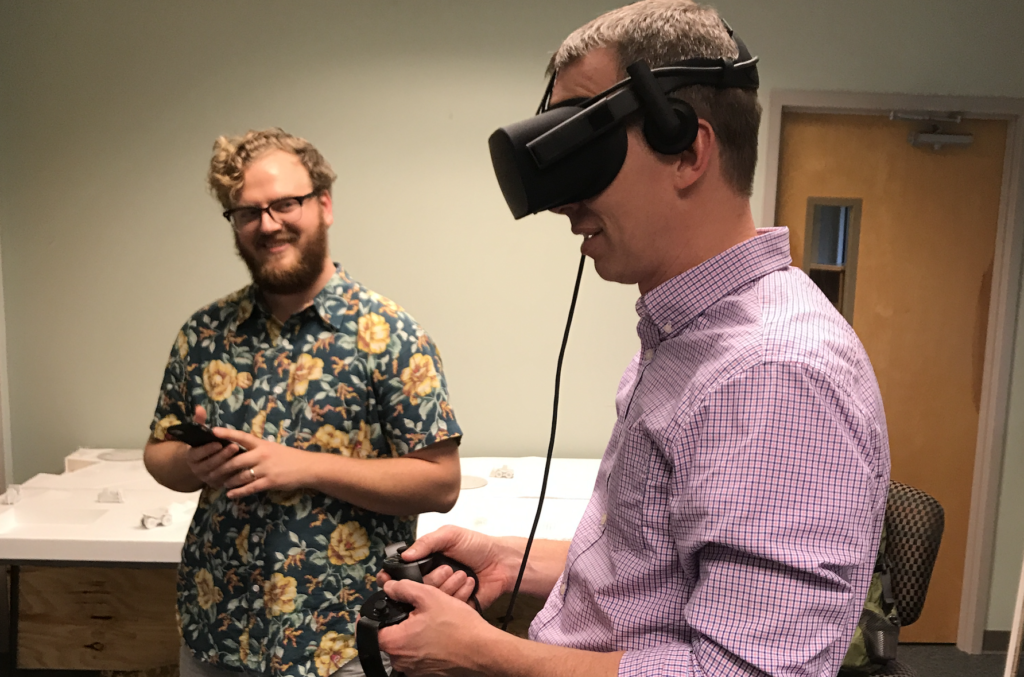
[235,215,330,295]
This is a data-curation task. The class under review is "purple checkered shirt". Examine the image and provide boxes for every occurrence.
[530,228,890,677]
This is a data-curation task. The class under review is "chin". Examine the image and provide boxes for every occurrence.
[592,260,634,286]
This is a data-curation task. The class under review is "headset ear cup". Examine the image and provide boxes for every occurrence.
[642,100,699,155]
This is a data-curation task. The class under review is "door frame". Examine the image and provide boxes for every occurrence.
[761,90,1024,653]
[0,226,9,492]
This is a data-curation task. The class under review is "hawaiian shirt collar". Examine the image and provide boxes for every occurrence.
[310,264,355,332]
[636,227,793,341]
[230,264,353,334]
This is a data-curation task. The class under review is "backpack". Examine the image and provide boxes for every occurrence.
[839,526,900,675]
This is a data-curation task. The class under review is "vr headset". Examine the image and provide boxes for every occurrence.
[488,23,760,219]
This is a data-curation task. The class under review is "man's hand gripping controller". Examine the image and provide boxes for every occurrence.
[356,541,479,677]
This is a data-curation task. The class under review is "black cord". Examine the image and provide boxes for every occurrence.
[500,253,587,631]
[536,71,556,114]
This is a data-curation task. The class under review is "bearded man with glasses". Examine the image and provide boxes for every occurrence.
[143,128,463,677]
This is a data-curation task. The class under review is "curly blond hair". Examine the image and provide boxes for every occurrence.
[207,128,337,209]
[549,0,761,196]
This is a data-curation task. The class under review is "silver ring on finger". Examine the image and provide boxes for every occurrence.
[248,467,257,482]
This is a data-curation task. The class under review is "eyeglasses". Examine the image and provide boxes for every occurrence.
[222,191,319,230]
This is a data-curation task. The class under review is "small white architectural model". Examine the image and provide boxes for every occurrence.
[489,465,514,479]
[97,487,125,503]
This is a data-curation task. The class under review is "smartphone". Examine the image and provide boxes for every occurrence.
[166,422,226,448]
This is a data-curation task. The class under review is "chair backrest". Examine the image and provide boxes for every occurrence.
[884,481,944,627]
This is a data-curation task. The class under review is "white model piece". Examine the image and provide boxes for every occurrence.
[97,487,125,503]
[140,510,173,529]
[0,484,22,505]
[489,465,514,479]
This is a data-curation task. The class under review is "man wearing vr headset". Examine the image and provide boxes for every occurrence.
[378,2,889,676]
[144,128,463,677]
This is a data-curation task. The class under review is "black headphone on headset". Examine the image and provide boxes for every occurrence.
[488,21,759,219]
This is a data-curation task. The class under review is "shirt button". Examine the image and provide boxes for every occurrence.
[644,349,654,362]
[252,584,261,593]
[559,583,567,597]
[252,534,259,543]
[663,322,672,333]
[600,513,608,526]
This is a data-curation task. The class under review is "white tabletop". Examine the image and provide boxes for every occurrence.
[0,449,200,564]
[418,456,600,542]
[0,452,600,565]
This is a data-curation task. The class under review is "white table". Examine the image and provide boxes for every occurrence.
[0,451,600,672]
[419,456,600,542]
[0,448,200,565]
[0,453,601,564]
[0,449,202,673]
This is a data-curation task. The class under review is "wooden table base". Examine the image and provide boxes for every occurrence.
[13,565,178,672]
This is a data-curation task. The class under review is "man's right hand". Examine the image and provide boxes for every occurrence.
[145,405,238,493]
[182,405,239,488]
[377,526,521,611]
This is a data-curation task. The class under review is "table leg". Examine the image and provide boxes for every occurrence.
[8,564,18,677]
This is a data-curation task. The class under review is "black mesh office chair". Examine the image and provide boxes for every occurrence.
[873,480,945,677]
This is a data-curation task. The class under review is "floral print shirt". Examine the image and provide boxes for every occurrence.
[150,265,462,677]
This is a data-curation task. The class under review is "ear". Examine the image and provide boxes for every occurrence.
[318,191,334,228]
[673,119,716,192]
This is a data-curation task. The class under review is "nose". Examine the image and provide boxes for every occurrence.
[550,202,579,216]
[257,208,284,233]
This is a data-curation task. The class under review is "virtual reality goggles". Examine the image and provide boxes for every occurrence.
[488,24,759,219]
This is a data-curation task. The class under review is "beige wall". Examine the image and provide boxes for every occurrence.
[1,0,1024,630]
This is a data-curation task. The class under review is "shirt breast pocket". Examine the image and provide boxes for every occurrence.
[606,423,654,553]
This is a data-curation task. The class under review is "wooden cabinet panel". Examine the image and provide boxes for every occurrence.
[17,566,179,671]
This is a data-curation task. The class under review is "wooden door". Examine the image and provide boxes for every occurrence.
[776,112,1008,642]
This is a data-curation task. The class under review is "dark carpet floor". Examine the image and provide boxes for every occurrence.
[893,644,1011,676]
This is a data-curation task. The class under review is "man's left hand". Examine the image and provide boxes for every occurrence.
[209,428,319,500]
[378,578,498,677]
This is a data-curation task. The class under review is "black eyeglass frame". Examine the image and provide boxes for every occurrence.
[222,190,320,229]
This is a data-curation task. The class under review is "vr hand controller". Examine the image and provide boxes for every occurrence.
[356,542,479,677]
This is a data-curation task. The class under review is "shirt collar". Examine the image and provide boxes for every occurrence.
[230,264,354,334]
[636,227,793,338]
[311,265,356,331]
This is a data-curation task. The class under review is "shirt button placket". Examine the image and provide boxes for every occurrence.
[249,529,265,604]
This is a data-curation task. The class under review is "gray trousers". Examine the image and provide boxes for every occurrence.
[179,643,390,677]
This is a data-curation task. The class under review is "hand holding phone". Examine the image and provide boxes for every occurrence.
[167,421,239,489]
[166,422,226,448]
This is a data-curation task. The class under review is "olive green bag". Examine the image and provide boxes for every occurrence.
[840,527,900,675]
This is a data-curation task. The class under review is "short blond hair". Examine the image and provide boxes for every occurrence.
[550,0,736,74]
[207,128,337,209]
[550,1,761,196]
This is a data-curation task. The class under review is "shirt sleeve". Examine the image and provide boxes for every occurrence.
[370,309,462,457]
[619,361,888,677]
[149,323,195,441]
